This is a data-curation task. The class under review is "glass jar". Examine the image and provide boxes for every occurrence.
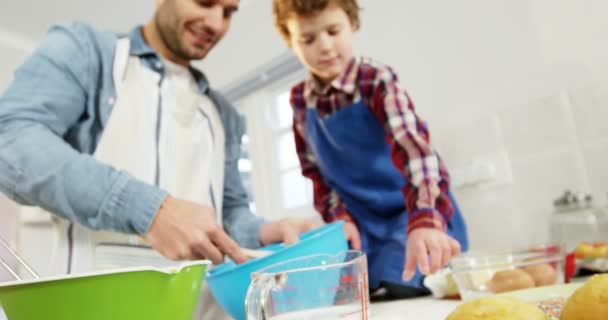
[550,190,608,252]
[600,194,608,241]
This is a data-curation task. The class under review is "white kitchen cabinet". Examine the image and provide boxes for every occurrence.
[16,207,59,278]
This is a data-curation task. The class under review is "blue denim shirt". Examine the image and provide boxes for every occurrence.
[0,22,264,248]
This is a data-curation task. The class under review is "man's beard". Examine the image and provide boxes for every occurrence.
[155,14,201,61]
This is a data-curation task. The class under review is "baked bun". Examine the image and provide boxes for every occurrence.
[446,296,546,320]
[522,263,558,286]
[561,274,608,320]
[487,269,535,293]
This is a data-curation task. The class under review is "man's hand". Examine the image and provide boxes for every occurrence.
[343,221,361,250]
[402,228,461,281]
[258,217,320,246]
[145,196,247,264]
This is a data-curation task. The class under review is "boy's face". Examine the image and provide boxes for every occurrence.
[286,3,355,84]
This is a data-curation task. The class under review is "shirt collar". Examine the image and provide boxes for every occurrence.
[304,56,360,98]
[127,26,156,56]
[126,26,210,93]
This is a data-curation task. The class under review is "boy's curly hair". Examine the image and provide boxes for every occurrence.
[272,0,361,45]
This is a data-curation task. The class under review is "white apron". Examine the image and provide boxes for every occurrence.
[47,38,230,319]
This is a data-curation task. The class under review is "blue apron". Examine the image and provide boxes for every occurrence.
[305,99,468,290]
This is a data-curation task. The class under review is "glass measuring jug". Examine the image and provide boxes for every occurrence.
[245,250,369,320]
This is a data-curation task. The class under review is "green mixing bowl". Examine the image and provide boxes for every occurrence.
[0,261,209,320]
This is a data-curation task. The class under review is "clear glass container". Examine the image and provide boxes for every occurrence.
[449,244,565,301]
[550,190,608,253]
[601,193,608,241]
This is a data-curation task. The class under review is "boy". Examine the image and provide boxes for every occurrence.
[272,0,469,298]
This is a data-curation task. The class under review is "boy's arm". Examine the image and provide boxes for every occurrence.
[370,66,452,234]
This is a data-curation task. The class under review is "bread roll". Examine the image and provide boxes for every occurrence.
[522,263,558,286]
[446,296,546,320]
[487,269,535,293]
[561,274,608,320]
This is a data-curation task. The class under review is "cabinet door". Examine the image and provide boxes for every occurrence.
[17,207,59,278]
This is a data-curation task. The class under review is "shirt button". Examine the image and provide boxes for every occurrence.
[108,97,115,105]
[155,61,163,70]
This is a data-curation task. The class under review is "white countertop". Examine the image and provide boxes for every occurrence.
[368,277,591,320]
[0,299,457,320]
[370,297,460,320]
[258,298,460,320]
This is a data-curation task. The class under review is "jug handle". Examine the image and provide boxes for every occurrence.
[245,273,276,320]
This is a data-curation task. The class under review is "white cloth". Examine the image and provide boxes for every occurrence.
[48,38,230,319]
[157,58,224,214]
[60,37,225,272]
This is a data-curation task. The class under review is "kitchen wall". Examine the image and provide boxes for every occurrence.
[0,0,606,263]
[200,0,608,250]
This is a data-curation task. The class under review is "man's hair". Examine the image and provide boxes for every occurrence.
[272,0,361,44]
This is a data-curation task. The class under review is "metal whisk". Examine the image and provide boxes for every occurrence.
[0,235,39,280]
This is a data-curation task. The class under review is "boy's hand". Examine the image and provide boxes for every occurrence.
[343,221,362,250]
[258,217,320,246]
[402,228,461,281]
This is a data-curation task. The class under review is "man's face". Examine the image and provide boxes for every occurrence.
[155,0,239,61]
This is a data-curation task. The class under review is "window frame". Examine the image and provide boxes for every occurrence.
[232,69,318,220]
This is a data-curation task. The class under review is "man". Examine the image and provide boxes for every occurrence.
[0,0,315,318]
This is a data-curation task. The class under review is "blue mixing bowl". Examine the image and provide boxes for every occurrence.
[206,221,348,320]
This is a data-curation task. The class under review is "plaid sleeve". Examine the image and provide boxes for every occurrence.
[364,64,453,233]
[290,84,353,223]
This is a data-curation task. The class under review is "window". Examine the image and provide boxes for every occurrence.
[272,91,313,209]
[231,69,316,220]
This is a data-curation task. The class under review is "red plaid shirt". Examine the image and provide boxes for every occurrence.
[290,57,453,234]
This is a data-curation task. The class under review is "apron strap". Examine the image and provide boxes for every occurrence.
[112,37,131,93]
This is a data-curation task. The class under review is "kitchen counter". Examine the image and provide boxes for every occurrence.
[370,297,459,319]
[0,298,458,320]
[368,276,592,320]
